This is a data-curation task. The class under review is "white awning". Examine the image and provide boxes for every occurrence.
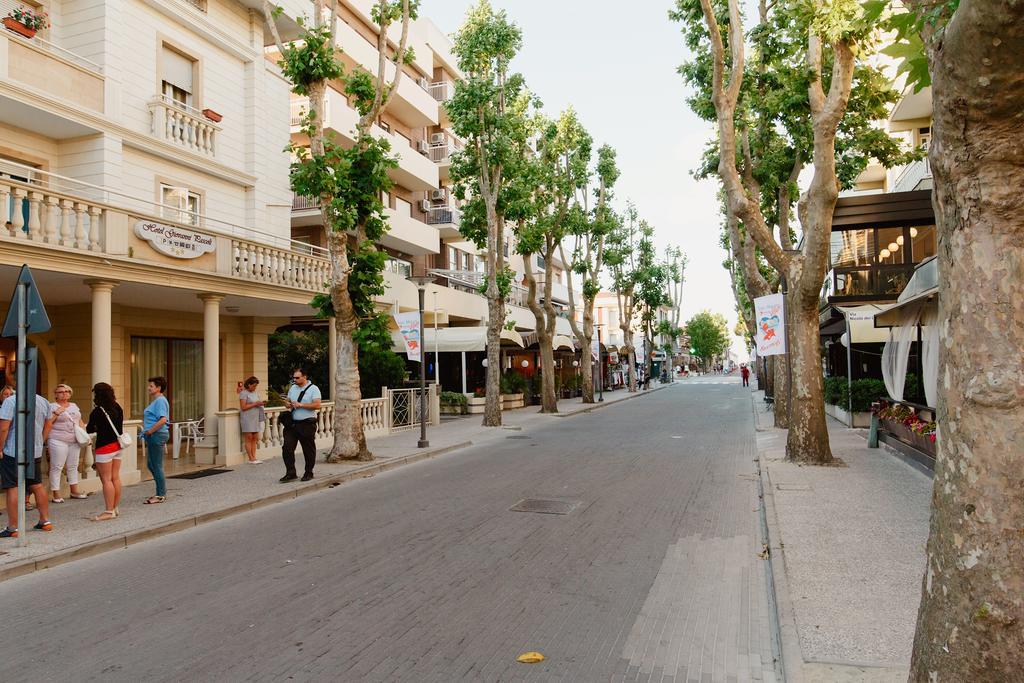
[391,327,525,353]
[835,304,896,344]
[552,334,575,351]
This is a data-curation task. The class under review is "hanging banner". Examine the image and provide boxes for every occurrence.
[394,312,422,362]
[590,339,600,361]
[753,293,786,356]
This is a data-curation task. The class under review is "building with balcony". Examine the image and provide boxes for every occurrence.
[0,0,328,486]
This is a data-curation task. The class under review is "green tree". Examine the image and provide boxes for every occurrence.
[263,0,417,461]
[671,0,914,464]
[685,310,729,371]
[605,203,655,392]
[517,108,592,413]
[448,0,524,427]
[635,257,669,383]
[560,144,620,403]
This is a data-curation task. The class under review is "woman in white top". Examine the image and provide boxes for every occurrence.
[238,376,265,464]
[46,383,87,503]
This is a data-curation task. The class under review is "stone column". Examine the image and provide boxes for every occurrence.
[328,317,337,401]
[86,280,118,386]
[197,293,224,464]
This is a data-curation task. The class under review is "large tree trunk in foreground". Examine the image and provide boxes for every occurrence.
[580,309,595,403]
[783,296,832,463]
[773,352,790,429]
[909,1,1024,678]
[483,293,503,426]
[328,237,370,461]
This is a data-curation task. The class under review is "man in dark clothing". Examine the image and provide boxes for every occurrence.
[741,364,750,387]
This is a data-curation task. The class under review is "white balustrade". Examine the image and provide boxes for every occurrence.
[148,97,220,156]
[232,238,331,292]
[361,397,389,436]
[1,175,104,250]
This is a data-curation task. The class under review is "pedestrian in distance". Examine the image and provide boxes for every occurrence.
[85,383,125,521]
[46,384,88,503]
[141,376,170,505]
[238,376,265,464]
[1,385,13,402]
[280,368,321,483]
[0,388,54,537]
[741,364,750,387]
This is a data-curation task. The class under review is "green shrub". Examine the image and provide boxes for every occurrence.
[500,371,528,395]
[440,391,467,406]
[850,379,887,412]
[823,377,847,406]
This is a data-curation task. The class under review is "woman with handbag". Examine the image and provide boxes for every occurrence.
[141,376,170,505]
[85,382,126,522]
[238,376,265,464]
[45,384,89,503]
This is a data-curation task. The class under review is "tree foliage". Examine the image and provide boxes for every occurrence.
[685,310,730,364]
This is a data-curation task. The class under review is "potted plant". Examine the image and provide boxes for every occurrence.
[499,371,527,410]
[202,108,223,123]
[466,387,487,414]
[4,6,49,38]
[439,391,468,415]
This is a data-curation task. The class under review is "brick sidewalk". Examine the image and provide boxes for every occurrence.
[0,384,667,581]
[751,390,931,682]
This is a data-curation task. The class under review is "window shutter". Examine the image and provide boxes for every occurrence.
[162,47,194,93]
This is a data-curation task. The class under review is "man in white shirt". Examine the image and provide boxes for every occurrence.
[0,390,54,537]
[280,368,321,483]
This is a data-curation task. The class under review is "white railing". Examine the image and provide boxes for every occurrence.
[389,388,426,431]
[361,397,389,435]
[1,176,103,249]
[429,143,454,164]
[425,204,462,226]
[292,194,321,211]
[290,95,330,128]
[3,28,105,75]
[894,157,932,193]
[148,95,220,156]
[0,158,326,258]
[232,239,332,289]
[428,81,454,102]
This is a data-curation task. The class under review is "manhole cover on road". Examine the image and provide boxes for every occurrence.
[509,498,581,515]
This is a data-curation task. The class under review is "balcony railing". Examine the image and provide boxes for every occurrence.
[148,95,220,156]
[292,194,321,211]
[425,204,461,226]
[823,264,916,303]
[1,160,329,291]
[428,81,454,102]
[894,157,932,192]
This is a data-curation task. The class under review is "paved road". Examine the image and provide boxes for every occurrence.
[1,379,777,682]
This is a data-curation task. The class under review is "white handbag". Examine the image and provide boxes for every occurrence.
[74,424,91,446]
[100,407,132,449]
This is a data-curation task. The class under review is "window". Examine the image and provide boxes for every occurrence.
[161,46,195,110]
[910,225,936,262]
[385,257,412,277]
[161,184,201,225]
[131,337,203,421]
[448,245,458,269]
[536,254,545,269]
[395,197,412,216]
[503,239,509,258]
[463,252,473,271]
[378,119,391,133]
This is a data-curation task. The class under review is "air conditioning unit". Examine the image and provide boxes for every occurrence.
[416,140,429,155]
[419,200,432,212]
[431,189,447,202]
[417,77,430,90]
[430,133,446,145]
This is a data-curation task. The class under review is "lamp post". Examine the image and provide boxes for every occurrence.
[407,274,435,448]
[596,324,604,402]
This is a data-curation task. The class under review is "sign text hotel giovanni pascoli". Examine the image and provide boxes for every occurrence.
[134,220,216,259]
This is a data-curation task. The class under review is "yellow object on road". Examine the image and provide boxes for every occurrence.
[517,651,545,663]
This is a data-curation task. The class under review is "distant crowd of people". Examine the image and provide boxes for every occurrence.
[0,367,322,539]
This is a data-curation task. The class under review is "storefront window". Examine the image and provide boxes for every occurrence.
[830,229,871,268]
[910,225,936,262]
[876,227,906,265]
[131,337,203,421]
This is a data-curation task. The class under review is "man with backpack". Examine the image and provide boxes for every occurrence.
[280,368,322,483]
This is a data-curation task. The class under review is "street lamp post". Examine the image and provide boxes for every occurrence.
[407,274,435,448]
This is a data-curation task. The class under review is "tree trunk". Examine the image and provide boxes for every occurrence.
[580,308,595,403]
[773,352,790,429]
[483,294,503,426]
[909,1,1024,678]
[522,249,558,413]
[539,342,556,412]
[783,297,832,463]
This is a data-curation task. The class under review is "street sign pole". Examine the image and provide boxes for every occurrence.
[15,281,27,547]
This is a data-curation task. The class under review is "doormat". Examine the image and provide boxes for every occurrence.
[169,468,233,480]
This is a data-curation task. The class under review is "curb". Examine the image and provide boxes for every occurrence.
[0,440,473,584]
[549,383,673,418]
[751,393,805,683]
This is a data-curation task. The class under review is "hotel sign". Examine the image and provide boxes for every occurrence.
[134,220,216,259]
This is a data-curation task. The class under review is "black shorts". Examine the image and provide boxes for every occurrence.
[1,455,41,489]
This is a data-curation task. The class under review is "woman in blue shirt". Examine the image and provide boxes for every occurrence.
[142,376,170,504]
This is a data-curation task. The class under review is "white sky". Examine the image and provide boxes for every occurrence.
[424,0,746,359]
